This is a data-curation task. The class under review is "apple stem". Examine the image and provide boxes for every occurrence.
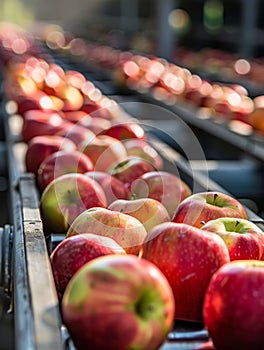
[213,193,218,202]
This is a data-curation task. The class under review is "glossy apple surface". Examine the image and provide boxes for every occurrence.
[172,191,248,228]
[131,171,192,218]
[142,222,230,322]
[40,173,107,234]
[201,217,264,261]
[203,260,264,350]
[66,207,147,255]
[109,198,170,233]
[50,233,126,300]
[62,254,175,350]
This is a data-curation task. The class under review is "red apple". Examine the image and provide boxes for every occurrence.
[131,171,192,218]
[81,100,112,120]
[99,122,146,141]
[109,198,170,233]
[37,150,94,191]
[55,122,95,148]
[85,171,128,205]
[203,260,264,350]
[80,135,127,172]
[123,138,163,170]
[50,233,126,300]
[25,135,76,174]
[79,116,112,135]
[141,222,230,322]
[40,173,107,234]
[62,254,175,350]
[201,217,264,261]
[66,207,147,255]
[172,191,248,228]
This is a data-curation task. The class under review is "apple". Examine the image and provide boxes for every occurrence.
[141,222,230,322]
[248,106,264,134]
[40,173,107,234]
[201,217,264,261]
[37,150,94,191]
[203,260,264,350]
[85,171,128,205]
[50,233,126,301]
[63,110,90,124]
[80,135,127,172]
[109,198,170,233]
[62,254,175,350]
[66,207,147,255]
[172,191,248,228]
[99,122,146,141]
[131,171,192,218]
[123,138,163,170]
[25,135,76,174]
[79,116,112,135]
[55,122,95,148]
[109,156,156,191]
[81,99,112,120]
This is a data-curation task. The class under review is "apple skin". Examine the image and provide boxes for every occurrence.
[201,217,264,261]
[37,150,94,192]
[109,156,156,191]
[80,135,127,172]
[62,254,175,350]
[141,222,230,322]
[66,207,148,255]
[25,135,76,175]
[203,260,264,350]
[50,233,126,301]
[172,191,248,228]
[55,122,95,148]
[40,173,107,234]
[108,198,170,234]
[85,171,128,205]
[99,122,146,141]
[131,171,192,218]
[79,116,112,135]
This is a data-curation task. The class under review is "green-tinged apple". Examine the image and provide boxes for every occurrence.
[62,254,175,350]
[201,217,264,261]
[50,233,126,301]
[172,191,248,228]
[109,156,156,191]
[85,171,128,205]
[109,198,170,234]
[25,135,76,174]
[203,260,264,350]
[142,222,230,322]
[131,171,192,218]
[80,135,127,172]
[37,150,94,191]
[66,207,147,255]
[40,173,107,234]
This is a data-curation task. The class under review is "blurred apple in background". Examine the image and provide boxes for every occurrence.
[40,173,107,234]
[55,122,95,148]
[203,260,264,350]
[62,254,175,350]
[142,222,230,322]
[99,122,146,141]
[50,233,126,301]
[172,191,248,228]
[79,116,112,134]
[131,171,192,218]
[66,207,147,255]
[37,150,94,191]
[109,198,170,234]
[85,171,128,205]
[25,135,76,174]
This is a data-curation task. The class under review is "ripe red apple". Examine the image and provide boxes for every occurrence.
[62,254,175,350]
[131,171,192,218]
[109,198,170,233]
[201,217,264,261]
[79,116,112,134]
[172,191,248,228]
[99,122,146,141]
[66,207,147,255]
[81,99,113,120]
[80,135,127,172]
[85,171,128,205]
[141,222,230,322]
[203,260,264,350]
[55,122,95,148]
[37,150,94,191]
[40,173,107,234]
[25,135,76,174]
[123,138,163,170]
[50,233,126,300]
[109,156,156,191]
